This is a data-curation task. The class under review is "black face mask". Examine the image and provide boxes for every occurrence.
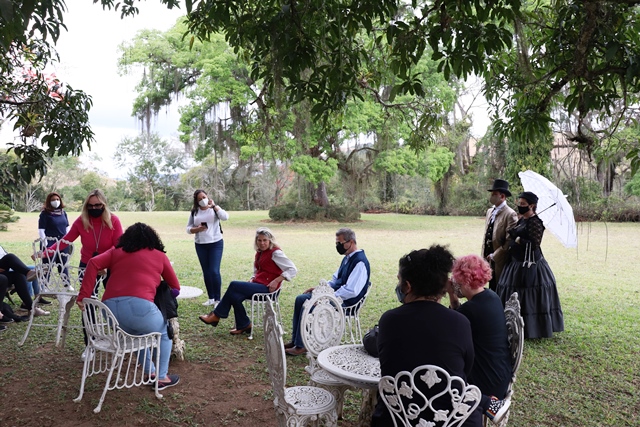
[517,205,530,215]
[88,208,104,218]
[336,241,348,255]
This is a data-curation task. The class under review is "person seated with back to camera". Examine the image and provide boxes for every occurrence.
[447,254,512,424]
[371,245,478,427]
[0,249,49,319]
[76,222,181,390]
[199,227,297,336]
[284,227,370,356]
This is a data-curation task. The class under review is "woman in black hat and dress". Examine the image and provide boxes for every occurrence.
[495,191,564,339]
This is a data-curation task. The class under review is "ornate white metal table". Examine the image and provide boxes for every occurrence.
[317,344,380,426]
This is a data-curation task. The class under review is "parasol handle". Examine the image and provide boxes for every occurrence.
[537,202,557,215]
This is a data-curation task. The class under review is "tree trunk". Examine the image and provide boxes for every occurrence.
[311,181,329,207]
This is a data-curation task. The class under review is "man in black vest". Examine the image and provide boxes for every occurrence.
[482,179,518,291]
[285,228,371,356]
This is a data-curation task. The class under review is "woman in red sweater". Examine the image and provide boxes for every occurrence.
[77,223,181,390]
[43,189,123,287]
[199,227,297,335]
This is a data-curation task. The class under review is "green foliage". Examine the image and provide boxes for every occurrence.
[289,156,338,185]
[268,203,360,222]
[486,0,640,177]
[424,146,455,184]
[0,203,18,230]
[624,173,640,197]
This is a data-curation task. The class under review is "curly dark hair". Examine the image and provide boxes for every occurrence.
[116,222,166,253]
[398,244,455,298]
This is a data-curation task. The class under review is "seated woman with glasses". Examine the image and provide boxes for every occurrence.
[372,245,481,427]
[198,227,297,336]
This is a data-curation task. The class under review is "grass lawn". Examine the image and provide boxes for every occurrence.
[1,211,638,426]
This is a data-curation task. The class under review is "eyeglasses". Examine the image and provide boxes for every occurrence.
[87,203,104,209]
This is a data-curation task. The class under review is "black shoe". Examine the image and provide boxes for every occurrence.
[0,317,14,324]
[12,315,29,322]
[0,325,7,333]
[37,297,52,305]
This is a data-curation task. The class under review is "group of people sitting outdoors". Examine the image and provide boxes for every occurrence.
[1,180,565,425]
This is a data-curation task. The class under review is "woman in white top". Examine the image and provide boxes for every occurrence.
[186,189,229,306]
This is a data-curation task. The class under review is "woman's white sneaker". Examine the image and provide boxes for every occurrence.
[202,299,217,306]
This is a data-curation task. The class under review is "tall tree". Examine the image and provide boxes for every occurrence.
[114,132,185,210]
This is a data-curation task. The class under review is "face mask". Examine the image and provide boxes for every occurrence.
[88,208,104,218]
[51,200,60,209]
[198,197,209,207]
[517,205,530,215]
[395,284,406,304]
[336,241,348,255]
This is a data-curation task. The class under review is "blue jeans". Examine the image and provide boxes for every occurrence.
[290,293,313,348]
[213,281,269,329]
[104,296,171,379]
[195,240,224,300]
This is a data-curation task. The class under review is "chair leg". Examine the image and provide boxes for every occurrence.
[73,349,92,403]
[18,303,37,346]
[94,354,119,413]
[248,301,256,340]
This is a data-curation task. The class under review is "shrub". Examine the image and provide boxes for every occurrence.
[268,203,361,222]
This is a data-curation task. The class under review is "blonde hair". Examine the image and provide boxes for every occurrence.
[80,189,113,231]
[254,227,277,251]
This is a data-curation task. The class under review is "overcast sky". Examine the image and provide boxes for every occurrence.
[2,1,491,179]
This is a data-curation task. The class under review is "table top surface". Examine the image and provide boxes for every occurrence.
[317,344,380,388]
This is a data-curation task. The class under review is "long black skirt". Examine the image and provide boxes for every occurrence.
[496,256,564,339]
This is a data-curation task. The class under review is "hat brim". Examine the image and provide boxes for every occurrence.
[487,188,512,197]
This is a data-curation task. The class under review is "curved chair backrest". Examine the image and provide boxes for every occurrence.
[505,292,525,380]
[32,237,77,293]
[301,280,345,359]
[379,364,482,427]
[263,299,288,410]
[81,298,121,351]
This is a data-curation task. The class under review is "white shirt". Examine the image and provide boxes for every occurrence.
[329,249,368,301]
[186,207,229,244]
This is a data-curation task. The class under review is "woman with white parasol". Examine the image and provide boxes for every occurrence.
[495,191,564,339]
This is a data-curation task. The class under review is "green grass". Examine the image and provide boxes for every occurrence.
[2,211,639,426]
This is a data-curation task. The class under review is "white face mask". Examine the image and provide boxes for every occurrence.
[51,200,61,209]
[198,197,209,207]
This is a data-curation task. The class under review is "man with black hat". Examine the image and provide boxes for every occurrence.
[482,179,517,291]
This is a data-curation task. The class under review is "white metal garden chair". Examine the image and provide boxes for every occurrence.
[379,364,482,427]
[341,282,371,344]
[483,292,525,427]
[74,298,162,413]
[19,238,79,347]
[301,280,352,419]
[244,286,284,340]
[263,298,338,426]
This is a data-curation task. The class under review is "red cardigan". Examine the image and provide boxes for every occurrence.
[78,247,180,302]
[252,246,284,287]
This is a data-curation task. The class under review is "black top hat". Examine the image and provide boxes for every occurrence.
[518,191,539,204]
[487,179,512,197]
